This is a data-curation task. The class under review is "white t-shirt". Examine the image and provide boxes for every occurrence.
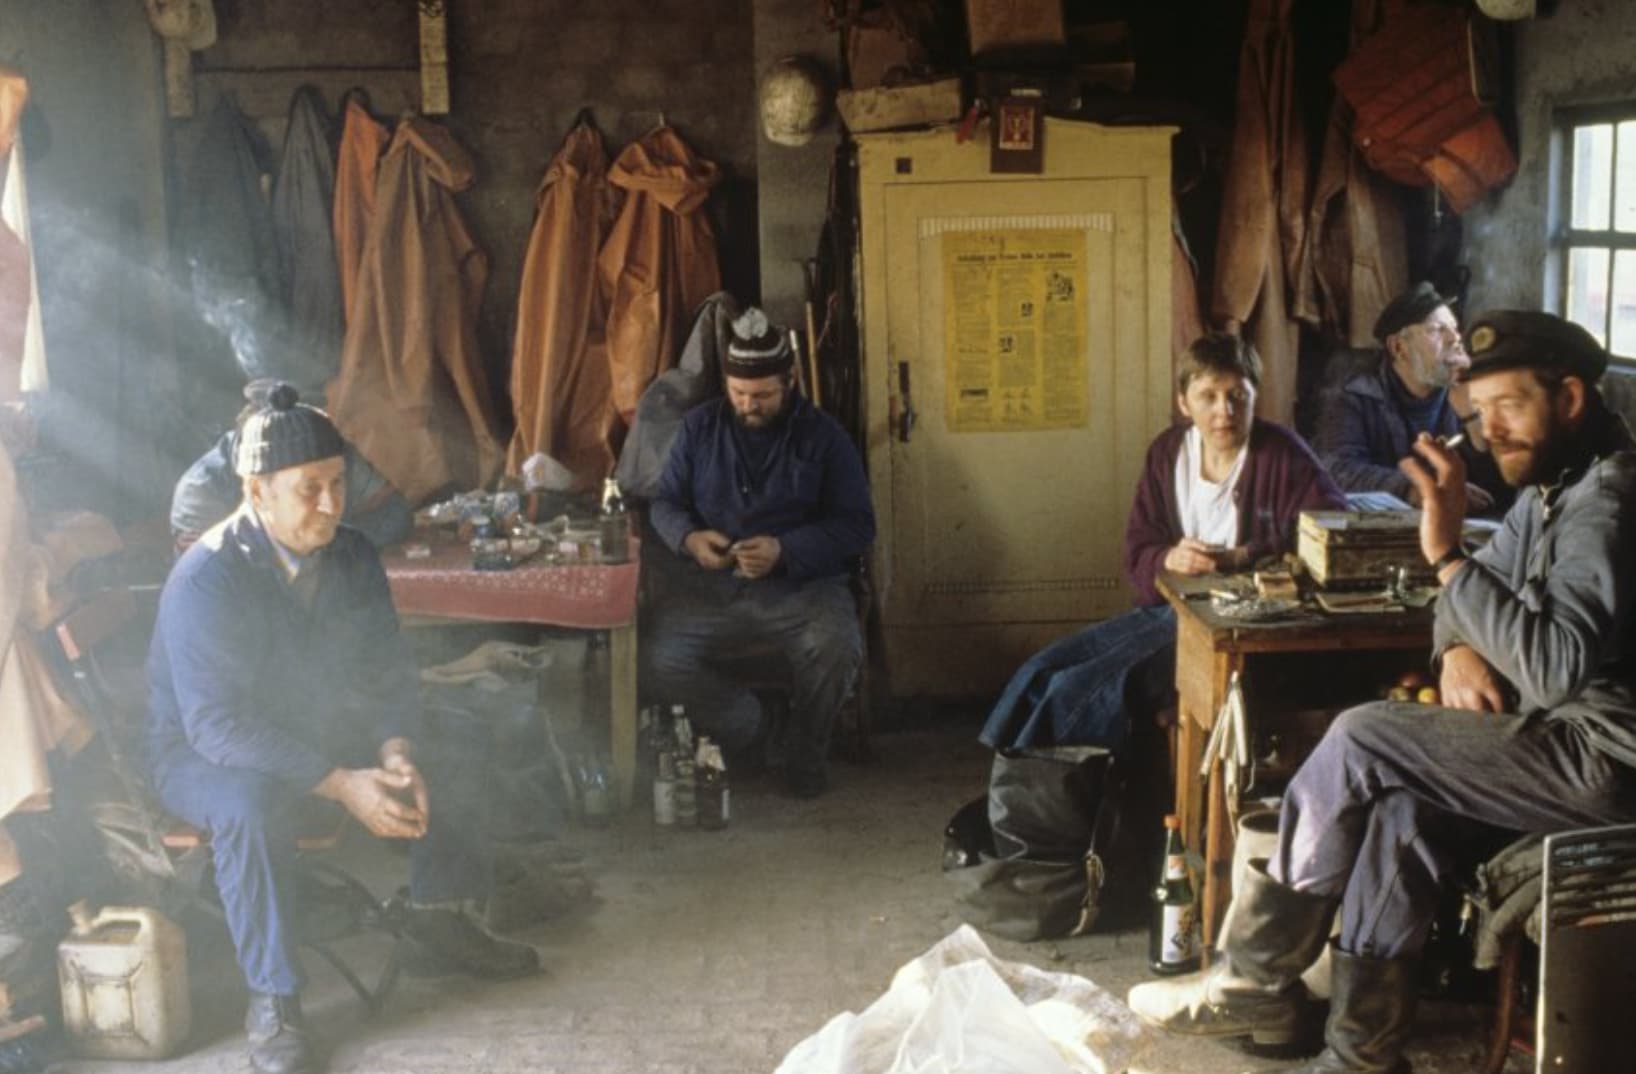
[1174,426,1247,548]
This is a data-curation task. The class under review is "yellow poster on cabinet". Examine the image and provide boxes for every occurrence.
[942,228,1088,432]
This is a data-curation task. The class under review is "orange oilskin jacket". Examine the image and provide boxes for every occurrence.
[506,122,620,488]
[328,117,504,504]
[599,126,721,428]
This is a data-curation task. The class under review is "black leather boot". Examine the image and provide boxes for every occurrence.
[244,991,317,1074]
[1280,946,1417,1073]
[1128,860,1337,1046]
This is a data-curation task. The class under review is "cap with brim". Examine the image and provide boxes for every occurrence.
[1373,281,1453,342]
[723,307,795,378]
[1460,310,1609,384]
[235,383,346,476]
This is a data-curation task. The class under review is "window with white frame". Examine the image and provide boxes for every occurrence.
[1554,105,1636,363]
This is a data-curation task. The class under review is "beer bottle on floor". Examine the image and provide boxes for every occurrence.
[1149,814,1200,975]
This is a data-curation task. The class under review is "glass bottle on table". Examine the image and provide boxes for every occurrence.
[598,477,629,564]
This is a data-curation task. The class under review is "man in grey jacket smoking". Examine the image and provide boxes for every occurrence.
[1129,310,1636,1074]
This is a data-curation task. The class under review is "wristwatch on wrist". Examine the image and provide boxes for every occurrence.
[1432,545,1468,573]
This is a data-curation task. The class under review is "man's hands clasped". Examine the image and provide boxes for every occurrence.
[315,739,429,840]
[684,529,782,579]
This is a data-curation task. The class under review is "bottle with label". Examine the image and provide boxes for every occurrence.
[1149,814,1200,976]
[696,737,729,831]
[652,705,679,827]
[598,477,630,564]
[673,713,698,829]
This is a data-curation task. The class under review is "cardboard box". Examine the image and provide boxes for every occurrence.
[837,79,963,134]
[965,0,1065,57]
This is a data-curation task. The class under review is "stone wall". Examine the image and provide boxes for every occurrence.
[1463,1,1636,317]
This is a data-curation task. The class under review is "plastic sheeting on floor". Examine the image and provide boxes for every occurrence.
[774,924,1152,1074]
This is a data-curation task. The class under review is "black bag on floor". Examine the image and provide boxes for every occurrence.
[944,746,1122,942]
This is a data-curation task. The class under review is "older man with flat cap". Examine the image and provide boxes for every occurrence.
[646,308,876,798]
[1129,311,1636,1074]
[1316,281,1508,513]
[147,385,536,1074]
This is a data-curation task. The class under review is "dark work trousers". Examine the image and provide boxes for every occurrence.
[155,738,492,995]
[1270,701,1636,959]
[978,605,1177,751]
[643,571,861,775]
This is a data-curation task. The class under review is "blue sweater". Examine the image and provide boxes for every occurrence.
[650,393,876,582]
[146,509,420,791]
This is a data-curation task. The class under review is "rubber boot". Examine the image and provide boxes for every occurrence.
[245,991,318,1074]
[1128,860,1336,1046]
[1280,946,1417,1073]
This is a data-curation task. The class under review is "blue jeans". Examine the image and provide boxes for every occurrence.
[978,605,1177,751]
[643,573,861,776]
[1272,701,1636,958]
[155,738,492,995]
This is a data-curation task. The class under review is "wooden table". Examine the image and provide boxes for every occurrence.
[1156,572,1435,950]
[383,535,642,809]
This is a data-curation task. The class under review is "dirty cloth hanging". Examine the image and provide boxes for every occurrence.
[614,290,739,501]
[506,122,619,489]
[0,66,45,401]
[1291,0,1408,349]
[333,92,387,329]
[599,125,722,427]
[327,117,503,504]
[0,440,96,888]
[175,94,285,436]
[270,85,343,398]
[1211,0,1307,425]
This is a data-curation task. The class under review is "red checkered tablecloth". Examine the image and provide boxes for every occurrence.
[384,536,640,629]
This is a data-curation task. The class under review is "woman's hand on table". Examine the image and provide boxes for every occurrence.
[1165,539,1225,575]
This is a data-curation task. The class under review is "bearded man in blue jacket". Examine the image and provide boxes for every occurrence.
[646,308,876,798]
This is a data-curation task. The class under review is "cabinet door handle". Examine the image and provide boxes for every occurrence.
[896,362,916,444]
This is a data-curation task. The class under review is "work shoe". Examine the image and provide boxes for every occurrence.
[399,904,540,980]
[245,991,318,1074]
[1128,861,1336,1047]
[1279,946,1417,1073]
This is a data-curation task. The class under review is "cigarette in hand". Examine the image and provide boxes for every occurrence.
[1436,432,1466,450]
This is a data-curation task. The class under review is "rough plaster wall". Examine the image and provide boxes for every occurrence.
[190,0,758,424]
[1462,1,1636,317]
[752,1,841,330]
[1,0,179,518]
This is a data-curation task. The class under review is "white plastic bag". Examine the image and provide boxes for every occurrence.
[773,925,1152,1074]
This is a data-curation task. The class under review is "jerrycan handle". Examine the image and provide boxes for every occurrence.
[69,900,152,939]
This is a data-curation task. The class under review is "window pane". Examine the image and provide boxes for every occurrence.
[1612,251,1636,357]
[1619,121,1636,233]
[1572,124,1613,230]
[1567,246,1610,346]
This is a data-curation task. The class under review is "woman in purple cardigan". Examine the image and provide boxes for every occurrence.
[979,333,1345,750]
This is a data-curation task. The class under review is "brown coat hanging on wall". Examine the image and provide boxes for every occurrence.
[327,117,503,504]
[1211,0,1307,425]
[506,121,620,488]
[599,125,722,427]
[333,93,388,329]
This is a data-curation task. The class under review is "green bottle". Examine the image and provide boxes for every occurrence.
[1149,813,1200,975]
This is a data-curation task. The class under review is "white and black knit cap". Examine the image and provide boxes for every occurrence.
[234,382,345,476]
[723,307,795,378]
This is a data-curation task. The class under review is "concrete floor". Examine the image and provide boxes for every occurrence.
[54,723,1525,1074]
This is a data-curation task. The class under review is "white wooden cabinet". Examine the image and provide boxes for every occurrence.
[857,119,1175,696]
